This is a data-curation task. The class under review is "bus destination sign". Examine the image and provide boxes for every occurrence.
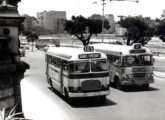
[83,46,94,52]
[133,43,142,49]
[79,53,100,59]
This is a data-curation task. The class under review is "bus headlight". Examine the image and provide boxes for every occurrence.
[103,84,109,89]
[122,74,133,80]
[102,77,109,84]
[146,73,154,78]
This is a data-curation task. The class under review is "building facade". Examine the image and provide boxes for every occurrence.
[163,9,165,19]
[23,14,39,30]
[89,14,116,34]
[105,14,116,34]
[37,11,66,33]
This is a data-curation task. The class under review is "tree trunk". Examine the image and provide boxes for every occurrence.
[126,37,131,45]
[31,42,33,52]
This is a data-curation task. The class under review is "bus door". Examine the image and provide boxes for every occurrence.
[59,61,68,93]
[59,61,64,93]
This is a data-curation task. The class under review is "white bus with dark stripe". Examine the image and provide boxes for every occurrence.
[45,46,110,101]
[93,43,154,89]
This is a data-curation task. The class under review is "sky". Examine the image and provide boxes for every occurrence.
[18,0,165,21]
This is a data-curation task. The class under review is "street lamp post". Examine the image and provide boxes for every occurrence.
[98,0,139,42]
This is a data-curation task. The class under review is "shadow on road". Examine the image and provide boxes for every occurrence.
[48,87,117,108]
[113,85,159,92]
[68,97,117,108]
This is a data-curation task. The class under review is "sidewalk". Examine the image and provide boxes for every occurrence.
[153,56,165,79]
[154,71,165,79]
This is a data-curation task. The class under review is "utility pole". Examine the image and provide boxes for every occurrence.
[95,0,139,43]
[101,0,105,42]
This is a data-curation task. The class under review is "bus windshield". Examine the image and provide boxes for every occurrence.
[69,60,108,73]
[69,62,90,73]
[139,55,153,65]
[91,60,108,72]
[123,55,152,66]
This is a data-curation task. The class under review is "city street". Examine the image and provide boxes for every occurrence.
[21,50,165,120]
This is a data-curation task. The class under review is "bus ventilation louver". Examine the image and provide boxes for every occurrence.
[81,80,101,91]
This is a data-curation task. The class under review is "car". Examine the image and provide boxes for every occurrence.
[20,41,30,50]
[19,45,25,57]
[43,44,56,52]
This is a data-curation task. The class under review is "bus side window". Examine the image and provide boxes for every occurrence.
[63,62,68,71]
[113,56,121,65]
[49,56,52,63]
[107,54,113,64]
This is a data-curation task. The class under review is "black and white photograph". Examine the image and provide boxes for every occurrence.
[0,0,165,120]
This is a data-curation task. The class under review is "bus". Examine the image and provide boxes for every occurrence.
[45,46,110,101]
[36,36,60,49]
[93,43,154,89]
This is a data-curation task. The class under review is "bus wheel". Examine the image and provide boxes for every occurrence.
[64,88,71,102]
[49,79,54,90]
[100,95,106,102]
[143,83,149,89]
[115,79,122,90]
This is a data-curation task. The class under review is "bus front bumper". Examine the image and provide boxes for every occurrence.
[121,78,154,85]
[68,90,110,98]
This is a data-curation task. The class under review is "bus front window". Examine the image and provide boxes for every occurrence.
[123,56,139,66]
[123,55,153,66]
[91,60,108,72]
[69,62,90,73]
[139,55,152,65]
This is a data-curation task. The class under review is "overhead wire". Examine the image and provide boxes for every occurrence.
[66,1,102,15]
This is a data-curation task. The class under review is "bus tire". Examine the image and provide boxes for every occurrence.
[64,88,71,102]
[114,77,122,90]
[49,79,54,90]
[143,83,149,89]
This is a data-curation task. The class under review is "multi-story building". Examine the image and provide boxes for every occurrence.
[163,9,165,19]
[37,12,44,27]
[115,23,127,36]
[89,14,116,34]
[89,14,102,20]
[23,14,39,30]
[105,14,116,34]
[37,11,66,33]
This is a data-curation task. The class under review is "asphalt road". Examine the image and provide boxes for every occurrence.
[21,51,165,120]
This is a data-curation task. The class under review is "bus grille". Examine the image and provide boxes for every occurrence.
[81,80,101,91]
[133,73,146,78]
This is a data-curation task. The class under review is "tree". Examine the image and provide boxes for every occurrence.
[0,0,21,6]
[65,15,110,46]
[118,16,155,46]
[24,31,39,51]
[156,20,165,42]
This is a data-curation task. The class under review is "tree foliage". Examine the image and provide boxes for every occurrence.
[65,15,110,46]
[118,17,155,45]
[0,0,21,6]
[24,31,39,43]
[156,20,165,42]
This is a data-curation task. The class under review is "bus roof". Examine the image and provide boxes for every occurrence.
[46,47,107,61]
[93,43,152,56]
